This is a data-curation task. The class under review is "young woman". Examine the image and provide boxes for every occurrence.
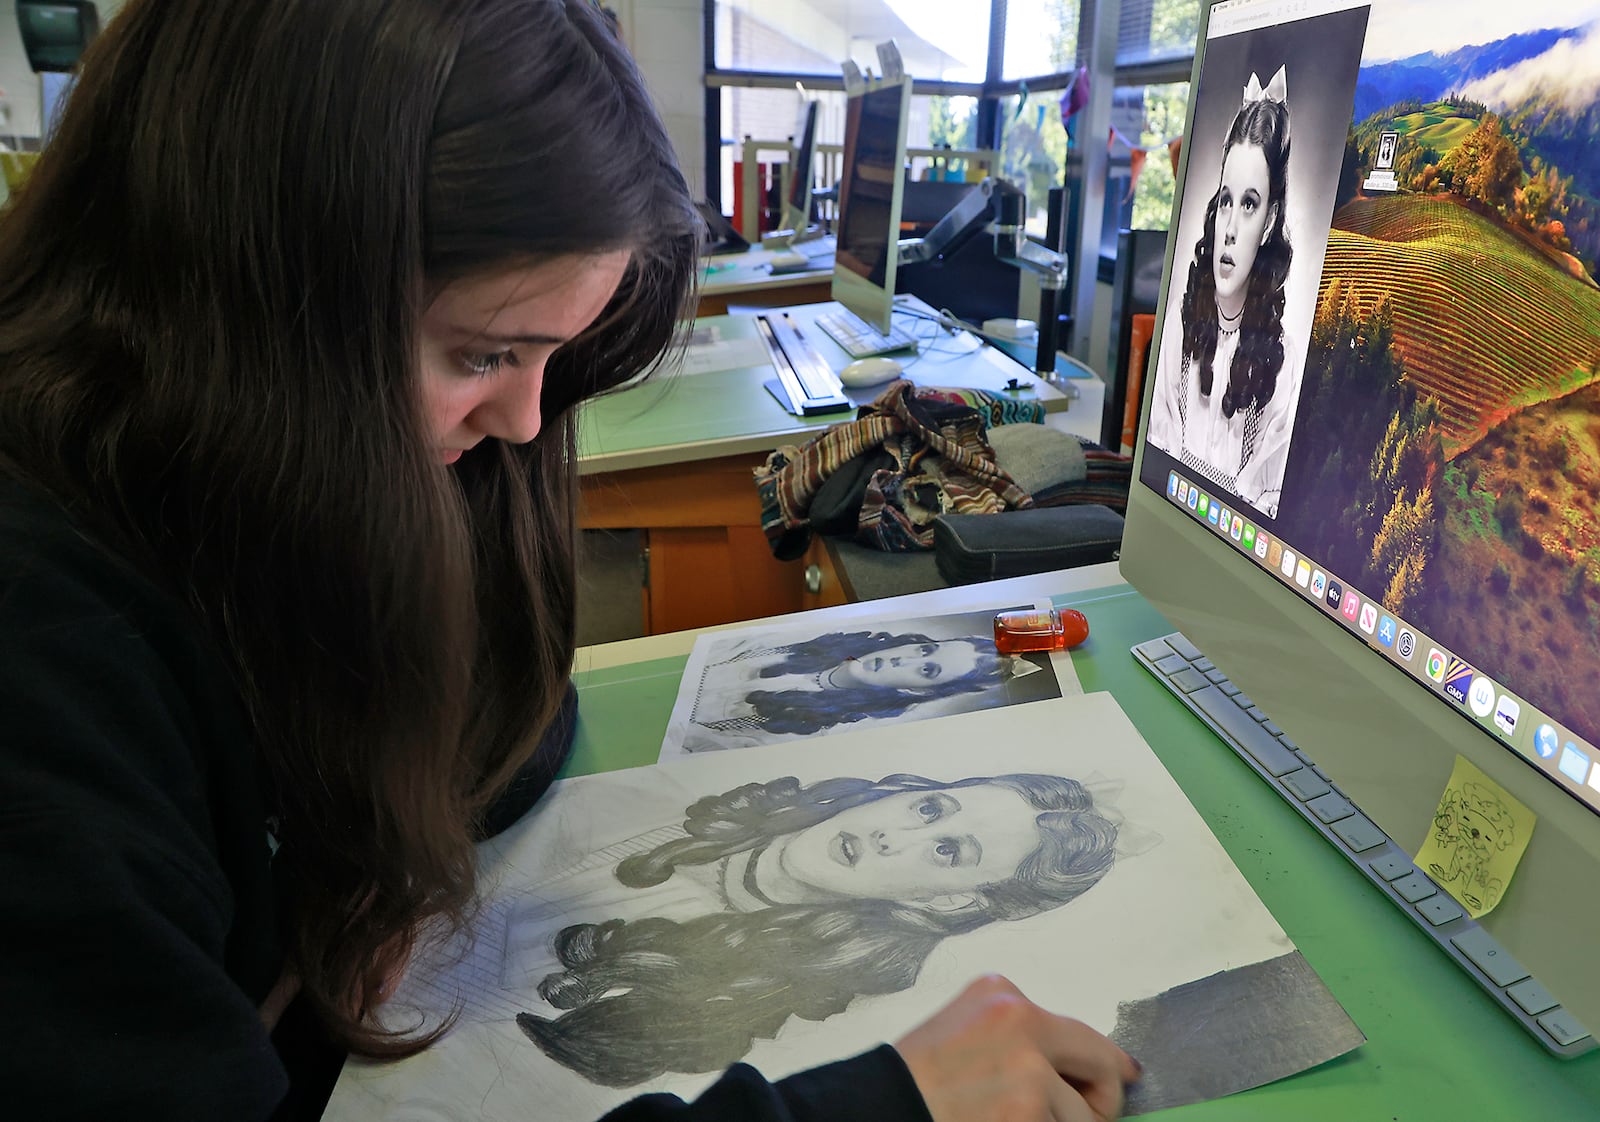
[1148,67,1300,517]
[681,630,1041,749]
[0,2,1137,1120]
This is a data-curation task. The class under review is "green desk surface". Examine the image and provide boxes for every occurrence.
[565,582,1600,1119]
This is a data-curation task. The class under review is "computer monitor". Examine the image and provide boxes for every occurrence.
[832,77,912,334]
[16,1,99,73]
[1123,0,1600,1037]
[775,99,819,240]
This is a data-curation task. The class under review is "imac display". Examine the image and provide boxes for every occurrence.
[16,1,99,72]
[1125,0,1600,1038]
[777,98,819,239]
[832,79,912,334]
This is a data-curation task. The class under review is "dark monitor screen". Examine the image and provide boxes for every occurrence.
[786,100,819,217]
[17,1,98,72]
[835,84,908,292]
[832,80,911,332]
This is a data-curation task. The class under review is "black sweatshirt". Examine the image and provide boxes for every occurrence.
[0,485,931,1122]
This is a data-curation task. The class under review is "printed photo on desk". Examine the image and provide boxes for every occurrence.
[324,694,1362,1121]
[658,605,1068,759]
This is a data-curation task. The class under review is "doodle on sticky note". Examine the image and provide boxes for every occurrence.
[1415,755,1535,918]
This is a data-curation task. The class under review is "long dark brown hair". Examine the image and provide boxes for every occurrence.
[0,0,698,1055]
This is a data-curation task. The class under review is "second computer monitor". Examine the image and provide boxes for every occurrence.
[779,99,819,237]
[832,78,912,334]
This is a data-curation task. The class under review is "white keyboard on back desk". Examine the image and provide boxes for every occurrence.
[814,307,919,359]
[1134,630,1595,1058]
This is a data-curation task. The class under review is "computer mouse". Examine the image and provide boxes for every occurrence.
[838,356,905,387]
[767,249,810,273]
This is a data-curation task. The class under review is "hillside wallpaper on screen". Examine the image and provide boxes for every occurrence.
[1274,4,1600,749]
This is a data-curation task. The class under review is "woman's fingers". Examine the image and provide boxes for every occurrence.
[894,975,1140,1122]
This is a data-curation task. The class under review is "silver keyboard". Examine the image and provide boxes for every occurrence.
[815,307,919,359]
[1135,630,1595,1058]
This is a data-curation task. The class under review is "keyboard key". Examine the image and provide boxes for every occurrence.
[1205,669,1230,684]
[1219,682,1241,697]
[1263,720,1283,737]
[1390,872,1437,902]
[1136,639,1174,661]
[1154,653,1190,675]
[1537,1009,1592,1047]
[1369,853,1414,881]
[1167,634,1203,660]
[1331,813,1388,853]
[1188,686,1303,775]
[1416,894,1464,926]
[1246,706,1269,723]
[1233,693,1255,710]
[1169,668,1211,694]
[1507,979,1560,1016]
[1307,792,1355,823]
[1281,769,1332,801]
[1451,928,1531,987]
[1193,658,1215,672]
[1279,735,1298,751]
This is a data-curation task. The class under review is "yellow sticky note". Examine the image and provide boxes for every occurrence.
[1415,755,1535,918]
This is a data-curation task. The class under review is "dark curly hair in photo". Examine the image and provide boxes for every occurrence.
[1180,95,1293,419]
[516,772,1119,1086]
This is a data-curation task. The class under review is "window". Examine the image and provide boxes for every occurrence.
[707,1,1201,246]
[713,0,989,82]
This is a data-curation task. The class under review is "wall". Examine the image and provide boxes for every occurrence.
[608,0,706,199]
[1,3,705,198]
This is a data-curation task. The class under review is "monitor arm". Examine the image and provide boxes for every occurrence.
[897,178,1070,377]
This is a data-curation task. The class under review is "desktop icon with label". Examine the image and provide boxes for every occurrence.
[1558,743,1591,785]
[1535,724,1559,759]
[1443,659,1474,706]
[1342,591,1361,622]
[1468,675,1496,718]
[1358,602,1378,634]
[1377,615,1396,647]
[1426,648,1448,682]
[1493,695,1519,737]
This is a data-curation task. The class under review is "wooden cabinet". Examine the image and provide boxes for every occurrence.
[579,452,847,635]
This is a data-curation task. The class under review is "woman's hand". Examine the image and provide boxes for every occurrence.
[894,975,1140,1122]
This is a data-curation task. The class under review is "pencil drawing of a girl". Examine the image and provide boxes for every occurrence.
[491,771,1121,1086]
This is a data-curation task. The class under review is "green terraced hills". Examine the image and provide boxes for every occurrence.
[1321,194,1600,457]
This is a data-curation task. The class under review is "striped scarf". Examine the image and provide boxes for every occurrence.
[754,382,1039,557]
